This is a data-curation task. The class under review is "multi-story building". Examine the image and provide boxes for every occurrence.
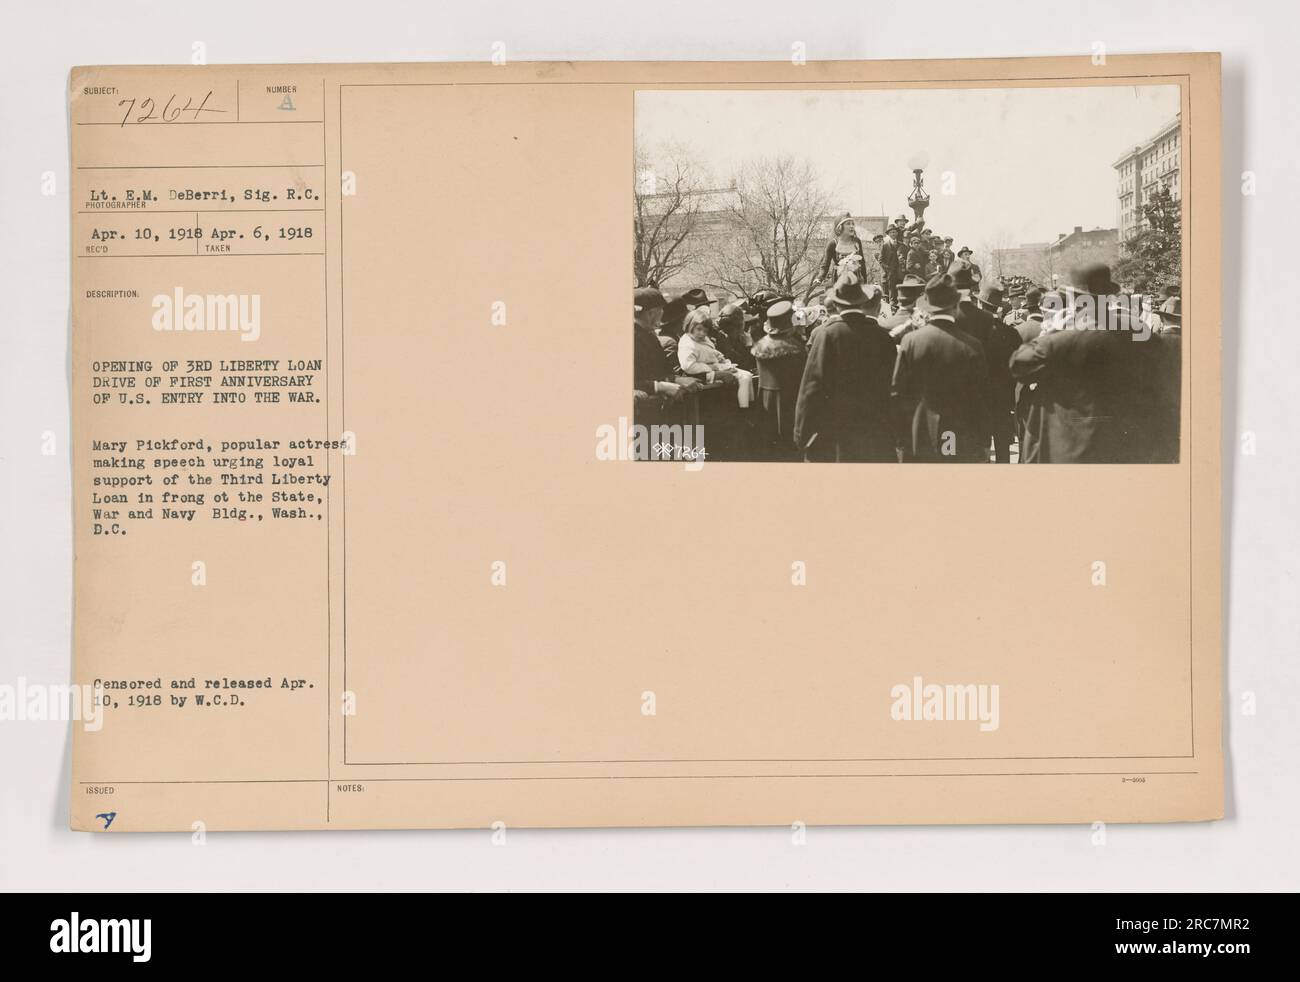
[989,242,1053,280]
[992,226,1118,285]
[1049,226,1120,278]
[1114,113,1181,252]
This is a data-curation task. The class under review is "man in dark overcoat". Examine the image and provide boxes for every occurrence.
[971,280,1023,463]
[1009,264,1162,463]
[891,273,994,462]
[794,275,898,462]
[880,225,904,303]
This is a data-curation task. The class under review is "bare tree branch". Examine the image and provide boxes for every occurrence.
[633,141,707,287]
[707,155,837,300]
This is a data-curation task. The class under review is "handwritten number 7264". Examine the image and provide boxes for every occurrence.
[117,91,225,126]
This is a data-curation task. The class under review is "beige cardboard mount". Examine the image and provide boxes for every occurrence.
[69,55,1221,830]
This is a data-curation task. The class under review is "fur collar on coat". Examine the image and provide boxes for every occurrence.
[750,334,805,360]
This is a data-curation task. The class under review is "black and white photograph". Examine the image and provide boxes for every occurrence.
[633,85,1184,463]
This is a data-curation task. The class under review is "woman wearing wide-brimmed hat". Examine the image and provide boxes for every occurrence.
[818,213,866,285]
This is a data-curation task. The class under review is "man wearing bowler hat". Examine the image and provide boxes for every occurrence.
[1009,263,1163,463]
[952,246,982,287]
[891,273,994,462]
[879,273,927,342]
[632,287,701,449]
[794,274,897,463]
[633,286,700,407]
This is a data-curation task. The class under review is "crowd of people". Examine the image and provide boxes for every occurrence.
[633,213,1183,464]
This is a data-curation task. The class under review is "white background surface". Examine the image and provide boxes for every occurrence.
[1,0,1295,891]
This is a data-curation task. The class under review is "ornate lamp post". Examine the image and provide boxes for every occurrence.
[907,168,930,225]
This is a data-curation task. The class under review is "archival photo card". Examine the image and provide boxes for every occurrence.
[66,57,1220,831]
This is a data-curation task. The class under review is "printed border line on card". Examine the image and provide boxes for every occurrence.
[334,72,1198,773]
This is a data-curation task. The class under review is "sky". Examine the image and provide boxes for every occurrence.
[635,84,1180,252]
